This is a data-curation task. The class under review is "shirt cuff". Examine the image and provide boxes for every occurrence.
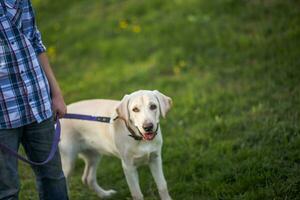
[32,26,47,55]
[33,42,47,55]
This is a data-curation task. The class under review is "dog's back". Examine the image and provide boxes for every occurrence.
[66,99,119,116]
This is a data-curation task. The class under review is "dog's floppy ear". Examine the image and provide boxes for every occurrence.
[153,90,173,118]
[116,94,130,122]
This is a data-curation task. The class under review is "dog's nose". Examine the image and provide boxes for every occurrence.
[143,123,154,132]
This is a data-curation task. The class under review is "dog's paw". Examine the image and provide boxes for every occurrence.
[99,189,117,199]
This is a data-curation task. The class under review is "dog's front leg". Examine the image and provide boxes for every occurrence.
[122,161,143,200]
[149,154,172,200]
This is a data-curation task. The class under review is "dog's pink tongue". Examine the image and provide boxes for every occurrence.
[144,132,155,140]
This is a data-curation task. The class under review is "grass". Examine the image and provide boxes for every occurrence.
[17,0,300,199]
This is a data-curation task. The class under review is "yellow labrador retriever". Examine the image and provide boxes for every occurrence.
[59,90,172,200]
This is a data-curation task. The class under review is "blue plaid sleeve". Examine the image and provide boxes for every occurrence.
[0,0,53,129]
[21,0,46,55]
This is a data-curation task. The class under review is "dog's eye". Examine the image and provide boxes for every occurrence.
[132,107,140,112]
[150,104,157,110]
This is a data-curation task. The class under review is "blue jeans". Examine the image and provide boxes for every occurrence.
[0,117,69,200]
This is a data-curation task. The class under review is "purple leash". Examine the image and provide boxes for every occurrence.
[62,113,111,123]
[0,118,61,166]
[0,113,111,166]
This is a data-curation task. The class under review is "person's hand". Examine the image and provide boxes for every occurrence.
[51,92,67,120]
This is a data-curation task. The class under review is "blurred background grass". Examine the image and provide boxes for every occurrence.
[18,0,300,199]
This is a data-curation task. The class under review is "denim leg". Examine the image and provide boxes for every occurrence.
[22,117,69,200]
[0,127,22,200]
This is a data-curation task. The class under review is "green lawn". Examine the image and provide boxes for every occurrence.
[19,0,300,199]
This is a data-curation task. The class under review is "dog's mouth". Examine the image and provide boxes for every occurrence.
[142,132,156,141]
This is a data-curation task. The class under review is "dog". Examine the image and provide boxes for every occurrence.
[59,90,173,200]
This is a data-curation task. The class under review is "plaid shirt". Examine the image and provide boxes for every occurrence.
[0,0,53,129]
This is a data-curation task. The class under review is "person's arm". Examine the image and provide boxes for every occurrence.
[38,53,67,119]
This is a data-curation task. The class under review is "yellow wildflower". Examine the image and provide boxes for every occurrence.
[47,46,56,60]
[132,25,141,33]
[119,20,128,29]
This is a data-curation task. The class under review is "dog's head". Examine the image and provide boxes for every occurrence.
[116,90,172,141]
